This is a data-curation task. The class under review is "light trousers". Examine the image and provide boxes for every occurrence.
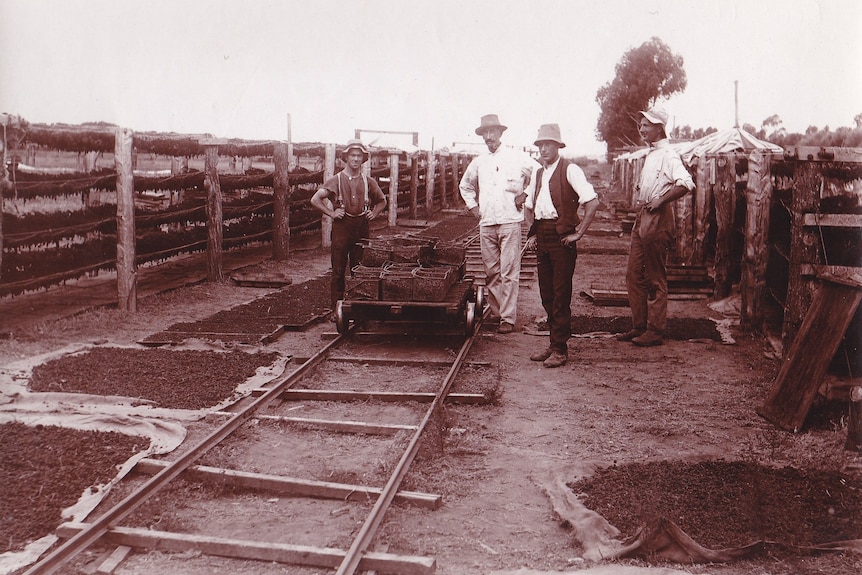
[479,222,522,325]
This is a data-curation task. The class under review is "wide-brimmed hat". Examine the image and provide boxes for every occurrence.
[475,114,508,135]
[341,139,369,162]
[639,106,669,128]
[533,123,566,148]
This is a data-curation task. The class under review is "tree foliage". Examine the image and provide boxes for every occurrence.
[743,114,862,148]
[595,37,687,152]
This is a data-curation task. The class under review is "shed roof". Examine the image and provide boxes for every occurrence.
[616,127,782,166]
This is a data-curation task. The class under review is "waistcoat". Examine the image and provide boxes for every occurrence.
[534,158,581,235]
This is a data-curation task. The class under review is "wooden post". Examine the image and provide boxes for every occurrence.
[452,153,461,205]
[674,172,694,265]
[439,154,450,209]
[170,156,188,175]
[321,143,336,248]
[425,150,436,216]
[0,126,7,280]
[847,386,862,451]
[782,160,821,350]
[204,145,224,282]
[409,154,418,220]
[273,142,291,260]
[692,158,712,266]
[712,155,735,298]
[114,127,137,311]
[388,152,399,227]
[740,151,773,331]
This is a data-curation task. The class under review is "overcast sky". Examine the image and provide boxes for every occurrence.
[1,0,860,155]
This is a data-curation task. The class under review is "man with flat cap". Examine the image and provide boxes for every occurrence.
[459,114,538,334]
[616,106,694,347]
[311,139,387,311]
[524,124,599,368]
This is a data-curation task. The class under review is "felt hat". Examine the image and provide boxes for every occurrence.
[341,139,369,162]
[639,106,669,128]
[533,123,566,148]
[475,114,508,135]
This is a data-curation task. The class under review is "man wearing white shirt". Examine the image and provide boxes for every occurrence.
[524,124,599,368]
[460,114,538,334]
[616,107,695,347]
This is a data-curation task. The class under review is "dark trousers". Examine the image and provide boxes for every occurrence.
[535,220,577,354]
[331,215,369,308]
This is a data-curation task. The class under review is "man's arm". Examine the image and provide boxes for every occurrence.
[367,179,387,220]
[459,159,481,218]
[310,188,343,219]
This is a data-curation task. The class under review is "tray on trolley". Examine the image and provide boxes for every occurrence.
[335,278,484,335]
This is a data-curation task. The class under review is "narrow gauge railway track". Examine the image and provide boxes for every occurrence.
[23,314,489,575]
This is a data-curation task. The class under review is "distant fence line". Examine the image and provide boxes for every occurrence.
[0,124,474,307]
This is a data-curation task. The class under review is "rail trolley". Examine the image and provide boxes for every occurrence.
[333,235,485,335]
[334,277,484,335]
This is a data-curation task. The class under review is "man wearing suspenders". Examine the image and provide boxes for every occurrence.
[311,139,387,311]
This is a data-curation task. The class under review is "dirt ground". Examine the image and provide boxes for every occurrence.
[1,203,861,575]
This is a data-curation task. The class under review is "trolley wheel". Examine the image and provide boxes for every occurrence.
[334,300,349,335]
[474,285,486,315]
[464,301,477,335]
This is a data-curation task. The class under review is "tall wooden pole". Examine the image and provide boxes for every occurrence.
[388,152,399,227]
[409,154,418,220]
[286,113,295,170]
[734,80,739,128]
[451,153,461,205]
[425,150,436,216]
[321,143,336,248]
[114,127,137,311]
[204,145,224,282]
[0,125,7,280]
[273,142,291,260]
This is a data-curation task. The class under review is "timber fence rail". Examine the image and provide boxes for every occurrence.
[1,122,472,301]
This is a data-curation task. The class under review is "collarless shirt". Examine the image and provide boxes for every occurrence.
[527,157,598,220]
[459,145,538,226]
[637,139,695,204]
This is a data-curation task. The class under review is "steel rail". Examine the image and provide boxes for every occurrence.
[23,330,351,575]
[335,321,480,574]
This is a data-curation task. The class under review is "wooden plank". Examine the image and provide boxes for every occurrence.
[321,356,492,368]
[757,281,862,431]
[96,545,132,574]
[802,213,862,228]
[56,523,436,575]
[134,459,440,508]
[255,389,488,404]
[229,272,292,287]
[800,264,862,288]
[210,412,419,436]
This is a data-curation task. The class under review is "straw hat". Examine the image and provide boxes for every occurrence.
[475,114,508,135]
[341,139,369,162]
[533,123,566,148]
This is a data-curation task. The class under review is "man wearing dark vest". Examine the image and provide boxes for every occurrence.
[524,124,599,368]
[311,139,387,311]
